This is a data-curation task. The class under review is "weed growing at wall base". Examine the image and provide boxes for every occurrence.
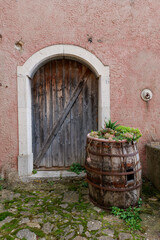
[111,199,142,231]
[32,169,37,174]
[69,163,86,175]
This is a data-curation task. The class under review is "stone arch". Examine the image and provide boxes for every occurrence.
[17,44,110,176]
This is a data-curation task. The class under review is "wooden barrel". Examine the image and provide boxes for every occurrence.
[85,134,142,209]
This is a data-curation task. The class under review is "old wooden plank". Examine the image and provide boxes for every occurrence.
[49,61,53,130]
[39,65,48,167]
[39,67,44,147]
[70,61,78,165]
[32,70,38,159]
[57,60,64,166]
[45,62,51,167]
[64,60,69,107]
[58,60,63,114]
[69,61,73,166]
[91,73,98,131]
[45,62,50,134]
[52,61,56,125]
[35,70,41,158]
[53,60,60,166]
[42,65,47,142]
[62,59,65,109]
[64,60,71,166]
[75,62,82,165]
[34,68,91,167]
[55,60,59,121]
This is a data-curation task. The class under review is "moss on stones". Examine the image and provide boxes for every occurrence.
[0,179,159,240]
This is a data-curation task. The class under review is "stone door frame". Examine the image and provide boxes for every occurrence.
[17,44,110,176]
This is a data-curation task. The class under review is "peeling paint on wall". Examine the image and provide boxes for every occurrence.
[15,40,24,51]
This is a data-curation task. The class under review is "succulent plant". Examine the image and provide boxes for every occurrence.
[89,121,142,142]
[104,120,120,130]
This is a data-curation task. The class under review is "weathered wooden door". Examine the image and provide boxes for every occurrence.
[32,59,98,168]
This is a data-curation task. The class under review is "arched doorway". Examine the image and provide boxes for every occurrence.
[32,59,98,169]
[17,45,110,176]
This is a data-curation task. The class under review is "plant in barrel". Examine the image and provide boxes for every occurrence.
[85,120,142,209]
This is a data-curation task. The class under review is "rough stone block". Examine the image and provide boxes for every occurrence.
[146,143,160,191]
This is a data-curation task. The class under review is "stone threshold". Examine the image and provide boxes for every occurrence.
[20,170,86,182]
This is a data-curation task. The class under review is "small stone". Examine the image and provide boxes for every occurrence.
[66,231,75,239]
[63,191,79,203]
[32,218,43,223]
[103,215,123,224]
[27,222,41,228]
[87,220,102,231]
[60,203,68,209]
[79,225,84,234]
[19,217,30,225]
[74,237,87,240]
[119,232,133,240]
[93,206,102,213]
[102,229,114,237]
[8,208,17,213]
[14,193,21,198]
[85,231,91,237]
[42,222,54,234]
[64,219,69,223]
[27,201,35,206]
[1,190,14,201]
[46,237,56,240]
[16,229,36,240]
[64,225,71,234]
[0,216,14,227]
[98,237,114,240]
[148,197,158,202]
[20,211,31,216]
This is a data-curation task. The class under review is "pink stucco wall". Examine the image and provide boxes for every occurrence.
[0,0,160,174]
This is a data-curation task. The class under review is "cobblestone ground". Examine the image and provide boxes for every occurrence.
[0,178,160,240]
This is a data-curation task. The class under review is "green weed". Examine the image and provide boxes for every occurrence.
[111,200,142,231]
[81,181,88,188]
[69,163,85,175]
[32,169,37,174]
[48,181,54,186]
